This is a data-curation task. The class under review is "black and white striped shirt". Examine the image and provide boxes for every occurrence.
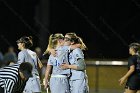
[0,64,27,93]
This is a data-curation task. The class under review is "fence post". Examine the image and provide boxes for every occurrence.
[95,61,99,93]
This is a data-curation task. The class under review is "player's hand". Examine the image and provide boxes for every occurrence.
[43,78,49,89]
[60,63,69,69]
[118,77,126,86]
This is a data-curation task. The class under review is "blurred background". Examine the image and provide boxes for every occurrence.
[0,0,140,93]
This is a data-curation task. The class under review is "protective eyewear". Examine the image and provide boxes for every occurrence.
[64,37,71,41]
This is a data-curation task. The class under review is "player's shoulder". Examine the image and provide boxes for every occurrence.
[27,49,36,55]
[73,48,82,53]
[18,51,25,56]
[62,45,69,49]
[73,48,84,57]
[27,49,35,53]
[19,49,29,54]
[18,50,24,54]
[58,45,69,52]
[129,55,137,60]
[49,54,55,59]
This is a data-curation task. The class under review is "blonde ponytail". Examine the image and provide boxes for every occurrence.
[78,37,87,50]
[44,34,54,54]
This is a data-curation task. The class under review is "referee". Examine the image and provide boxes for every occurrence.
[0,62,33,93]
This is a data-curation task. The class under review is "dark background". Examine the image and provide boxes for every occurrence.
[0,0,140,59]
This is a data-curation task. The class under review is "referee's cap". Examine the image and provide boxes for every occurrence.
[19,62,33,79]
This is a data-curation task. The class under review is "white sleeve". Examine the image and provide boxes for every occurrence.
[47,55,54,65]
[73,48,84,60]
[17,52,25,64]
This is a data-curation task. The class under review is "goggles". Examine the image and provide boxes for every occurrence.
[64,37,71,41]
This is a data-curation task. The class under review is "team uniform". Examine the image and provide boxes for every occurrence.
[125,54,140,90]
[47,46,70,93]
[68,48,89,93]
[18,49,41,93]
[0,64,27,93]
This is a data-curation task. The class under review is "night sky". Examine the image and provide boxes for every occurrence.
[0,0,140,59]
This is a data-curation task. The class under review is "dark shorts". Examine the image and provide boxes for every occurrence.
[125,74,140,90]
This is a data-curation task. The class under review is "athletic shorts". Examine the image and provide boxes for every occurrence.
[23,76,41,93]
[70,79,89,93]
[125,74,140,90]
[50,75,70,93]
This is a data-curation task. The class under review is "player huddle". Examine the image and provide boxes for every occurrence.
[43,33,89,93]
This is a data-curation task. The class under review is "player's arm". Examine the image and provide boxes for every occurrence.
[69,58,85,70]
[71,48,86,70]
[119,65,135,85]
[61,58,85,70]
[37,58,43,69]
[61,48,86,71]
[44,65,52,88]
[43,55,53,88]
[17,52,25,64]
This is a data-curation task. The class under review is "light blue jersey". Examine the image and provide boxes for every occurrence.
[68,48,89,93]
[18,49,41,93]
[48,46,70,75]
[18,49,39,76]
[47,46,70,93]
[69,48,87,80]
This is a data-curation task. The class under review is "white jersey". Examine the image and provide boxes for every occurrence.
[47,46,70,75]
[18,49,39,76]
[18,49,41,93]
[68,48,87,80]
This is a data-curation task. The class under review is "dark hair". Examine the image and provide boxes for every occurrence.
[19,62,32,72]
[129,43,140,53]
[17,36,33,48]
[65,33,79,43]
[65,32,87,50]
[19,62,33,78]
